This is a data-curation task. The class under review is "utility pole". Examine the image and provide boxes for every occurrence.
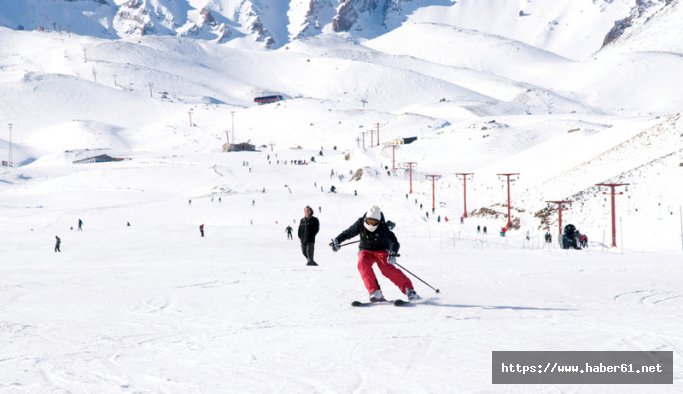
[148,83,153,98]
[546,200,572,241]
[403,162,417,193]
[426,175,441,213]
[375,123,380,146]
[83,48,87,63]
[7,123,12,167]
[231,110,235,143]
[596,183,629,247]
[390,144,398,170]
[188,110,193,127]
[497,173,520,229]
[369,130,375,147]
[360,131,366,150]
[356,136,361,148]
[455,172,474,218]
[92,68,97,82]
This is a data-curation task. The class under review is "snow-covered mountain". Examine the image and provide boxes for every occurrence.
[0,0,678,55]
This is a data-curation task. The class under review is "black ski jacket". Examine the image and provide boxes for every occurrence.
[298,216,320,243]
[335,214,399,253]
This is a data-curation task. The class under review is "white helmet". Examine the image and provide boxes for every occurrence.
[363,205,382,232]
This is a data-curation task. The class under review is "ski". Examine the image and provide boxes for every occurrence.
[351,300,393,307]
[351,299,410,307]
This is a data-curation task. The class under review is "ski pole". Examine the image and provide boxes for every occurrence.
[395,261,441,294]
[329,239,360,250]
[330,239,360,248]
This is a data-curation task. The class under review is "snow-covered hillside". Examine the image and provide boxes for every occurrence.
[0,0,678,56]
[1,1,682,392]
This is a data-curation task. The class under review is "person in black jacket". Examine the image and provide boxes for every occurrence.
[298,205,320,266]
[331,205,420,302]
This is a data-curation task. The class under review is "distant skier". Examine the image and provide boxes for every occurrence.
[330,205,420,302]
[298,206,320,266]
[199,224,205,237]
[54,236,61,252]
[477,225,481,234]
[285,225,293,240]
[483,226,487,234]
[77,219,84,231]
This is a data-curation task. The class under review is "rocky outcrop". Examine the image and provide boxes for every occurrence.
[333,0,382,32]
[295,0,338,39]
[602,0,675,47]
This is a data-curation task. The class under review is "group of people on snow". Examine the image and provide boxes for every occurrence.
[289,203,420,302]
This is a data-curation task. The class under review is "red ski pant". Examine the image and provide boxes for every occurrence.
[357,250,413,294]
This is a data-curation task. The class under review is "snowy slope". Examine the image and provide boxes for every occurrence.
[1,3,682,392]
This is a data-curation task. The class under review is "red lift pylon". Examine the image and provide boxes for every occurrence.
[425,175,441,213]
[596,183,629,247]
[546,200,573,240]
[497,173,520,229]
[403,162,417,193]
[455,173,474,218]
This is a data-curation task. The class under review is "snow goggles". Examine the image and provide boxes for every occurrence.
[364,217,380,226]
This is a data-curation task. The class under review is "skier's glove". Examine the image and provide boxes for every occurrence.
[330,238,341,252]
[387,251,398,265]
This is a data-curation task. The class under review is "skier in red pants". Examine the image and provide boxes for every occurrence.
[331,205,421,302]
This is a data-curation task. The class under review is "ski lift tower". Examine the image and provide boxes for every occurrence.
[455,172,474,218]
[387,143,399,170]
[497,173,520,229]
[546,200,573,241]
[402,162,418,194]
[596,183,629,247]
[425,174,441,213]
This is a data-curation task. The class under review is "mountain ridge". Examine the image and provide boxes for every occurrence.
[1,0,678,57]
